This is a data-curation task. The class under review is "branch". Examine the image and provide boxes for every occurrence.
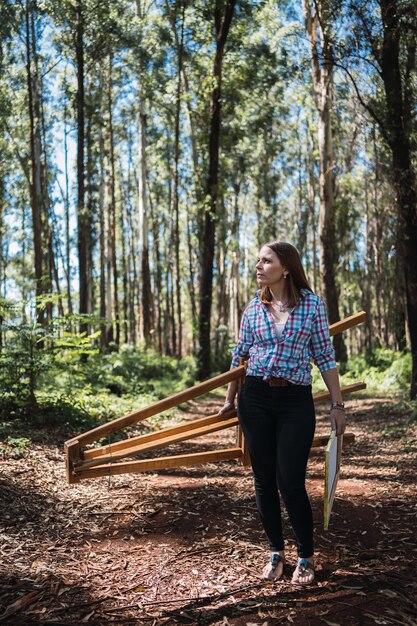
[332,61,390,145]
[333,43,384,80]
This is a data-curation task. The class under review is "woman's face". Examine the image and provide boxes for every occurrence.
[255,246,287,287]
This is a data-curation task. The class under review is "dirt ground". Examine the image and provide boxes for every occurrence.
[0,391,416,625]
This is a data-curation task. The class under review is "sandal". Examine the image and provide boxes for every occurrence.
[291,558,315,585]
[262,552,284,581]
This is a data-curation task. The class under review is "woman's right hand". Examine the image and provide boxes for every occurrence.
[218,400,235,415]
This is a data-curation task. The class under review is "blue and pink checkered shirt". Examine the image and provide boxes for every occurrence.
[231,288,337,385]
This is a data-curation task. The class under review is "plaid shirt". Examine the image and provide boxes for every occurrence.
[231,289,337,385]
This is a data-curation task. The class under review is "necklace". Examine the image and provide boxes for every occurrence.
[271,300,289,312]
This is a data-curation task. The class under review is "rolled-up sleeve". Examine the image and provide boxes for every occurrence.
[310,299,337,372]
[231,307,253,368]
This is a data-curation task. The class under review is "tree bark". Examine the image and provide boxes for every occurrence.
[119,162,129,345]
[303,0,347,363]
[75,0,88,334]
[25,0,45,325]
[98,68,111,350]
[197,0,236,379]
[186,206,197,352]
[85,94,94,320]
[63,69,73,316]
[107,52,120,347]
[0,171,3,351]
[379,0,417,397]
[136,0,152,347]
[172,0,185,359]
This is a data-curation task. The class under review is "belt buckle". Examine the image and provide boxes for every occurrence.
[269,377,288,387]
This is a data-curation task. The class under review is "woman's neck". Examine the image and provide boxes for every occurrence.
[269,284,288,304]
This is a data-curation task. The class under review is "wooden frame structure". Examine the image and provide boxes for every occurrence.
[65,311,366,484]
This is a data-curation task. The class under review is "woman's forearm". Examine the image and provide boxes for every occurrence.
[321,367,343,403]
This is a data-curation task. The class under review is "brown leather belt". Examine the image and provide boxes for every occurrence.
[249,376,291,387]
[268,377,290,387]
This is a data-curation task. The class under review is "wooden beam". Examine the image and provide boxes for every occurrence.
[312,432,354,447]
[65,312,365,452]
[83,409,237,460]
[65,365,246,447]
[75,416,239,470]
[64,440,81,485]
[75,448,244,480]
[313,382,366,402]
[74,432,356,481]
[76,382,365,465]
[329,311,366,336]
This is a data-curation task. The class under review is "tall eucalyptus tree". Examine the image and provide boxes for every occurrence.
[198,0,236,379]
[303,0,347,363]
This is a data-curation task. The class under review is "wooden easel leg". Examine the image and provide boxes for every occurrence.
[237,360,251,466]
[239,426,251,466]
[64,441,81,484]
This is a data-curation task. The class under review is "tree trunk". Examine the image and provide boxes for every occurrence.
[172,0,185,359]
[197,0,236,379]
[303,0,347,363]
[85,95,94,320]
[148,186,163,353]
[126,139,138,344]
[136,0,152,347]
[186,206,197,353]
[168,170,177,355]
[107,52,120,347]
[63,70,73,315]
[379,0,417,398]
[166,0,203,353]
[119,162,129,345]
[75,0,88,334]
[306,122,318,292]
[98,70,111,350]
[363,132,373,353]
[0,172,3,351]
[25,0,45,325]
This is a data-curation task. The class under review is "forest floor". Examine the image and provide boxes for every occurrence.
[0,391,416,626]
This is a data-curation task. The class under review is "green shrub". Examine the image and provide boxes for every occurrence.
[312,348,412,392]
[0,436,31,459]
[344,349,411,391]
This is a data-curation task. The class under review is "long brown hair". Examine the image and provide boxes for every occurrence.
[259,241,312,307]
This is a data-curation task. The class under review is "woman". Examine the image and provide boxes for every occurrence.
[219,241,346,585]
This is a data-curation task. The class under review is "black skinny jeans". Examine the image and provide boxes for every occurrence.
[238,376,316,558]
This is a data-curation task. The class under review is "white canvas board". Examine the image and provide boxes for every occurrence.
[324,432,343,530]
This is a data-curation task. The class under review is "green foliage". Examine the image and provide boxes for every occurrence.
[0,436,31,459]
[312,349,412,392]
[344,349,412,391]
[0,306,102,415]
[0,303,196,431]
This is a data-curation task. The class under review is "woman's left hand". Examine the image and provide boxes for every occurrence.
[330,407,346,436]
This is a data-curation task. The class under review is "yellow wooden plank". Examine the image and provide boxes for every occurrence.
[75,383,362,470]
[313,382,366,403]
[75,448,243,480]
[83,409,237,460]
[64,365,246,447]
[313,432,354,448]
[329,311,366,336]
[75,416,239,470]
[64,440,81,485]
